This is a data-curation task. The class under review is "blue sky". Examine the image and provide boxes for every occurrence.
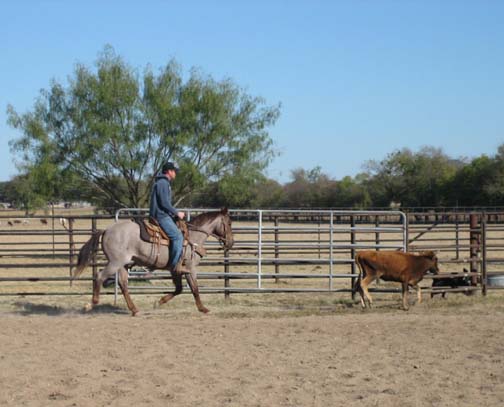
[1,1,503,183]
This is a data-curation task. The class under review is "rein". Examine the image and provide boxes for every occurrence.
[187,217,231,248]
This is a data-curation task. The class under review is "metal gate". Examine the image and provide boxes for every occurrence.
[114,209,408,296]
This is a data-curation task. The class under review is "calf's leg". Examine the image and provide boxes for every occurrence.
[401,281,409,310]
[415,284,422,304]
[360,275,375,308]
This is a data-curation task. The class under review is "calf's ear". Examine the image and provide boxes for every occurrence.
[422,250,436,259]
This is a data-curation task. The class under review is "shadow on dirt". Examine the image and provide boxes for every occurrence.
[12,301,129,316]
[85,304,130,315]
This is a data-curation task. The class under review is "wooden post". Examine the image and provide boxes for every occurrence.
[469,213,480,293]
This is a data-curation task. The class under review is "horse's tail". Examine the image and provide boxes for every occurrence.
[72,230,105,280]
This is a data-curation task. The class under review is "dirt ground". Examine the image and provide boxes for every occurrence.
[1,292,504,407]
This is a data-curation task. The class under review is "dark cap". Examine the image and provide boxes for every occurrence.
[162,161,179,173]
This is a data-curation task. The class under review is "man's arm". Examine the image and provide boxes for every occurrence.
[156,180,179,218]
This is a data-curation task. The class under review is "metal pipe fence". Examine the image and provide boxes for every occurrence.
[1,209,503,300]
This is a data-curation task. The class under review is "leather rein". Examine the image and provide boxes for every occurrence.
[186,216,231,248]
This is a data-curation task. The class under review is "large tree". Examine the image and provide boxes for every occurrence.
[7,46,280,208]
[364,147,460,207]
[483,144,504,205]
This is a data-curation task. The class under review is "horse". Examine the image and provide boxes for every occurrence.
[73,208,234,316]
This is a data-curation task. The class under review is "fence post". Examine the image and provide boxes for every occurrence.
[68,218,75,286]
[481,213,487,296]
[224,247,230,300]
[455,214,460,260]
[318,214,322,259]
[51,203,55,258]
[329,211,334,291]
[375,216,380,250]
[469,213,480,293]
[91,217,97,292]
[257,210,262,289]
[274,216,280,283]
[350,215,356,300]
[405,213,410,252]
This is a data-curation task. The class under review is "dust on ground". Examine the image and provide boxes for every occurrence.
[1,291,504,407]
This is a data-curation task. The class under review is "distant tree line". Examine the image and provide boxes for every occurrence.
[2,144,504,212]
[188,144,504,209]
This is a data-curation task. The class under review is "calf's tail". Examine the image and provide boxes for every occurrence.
[72,230,104,279]
[352,253,363,294]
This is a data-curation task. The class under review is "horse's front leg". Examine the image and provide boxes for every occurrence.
[157,272,183,307]
[185,271,209,314]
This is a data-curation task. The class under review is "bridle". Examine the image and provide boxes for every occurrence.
[187,214,232,249]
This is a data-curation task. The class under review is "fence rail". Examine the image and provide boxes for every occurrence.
[1,209,502,302]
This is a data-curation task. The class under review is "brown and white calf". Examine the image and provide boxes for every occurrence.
[353,250,439,310]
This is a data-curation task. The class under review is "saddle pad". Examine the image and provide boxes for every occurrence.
[132,218,170,246]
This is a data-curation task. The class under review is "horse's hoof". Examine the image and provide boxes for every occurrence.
[84,303,93,312]
[131,310,139,317]
[199,307,210,314]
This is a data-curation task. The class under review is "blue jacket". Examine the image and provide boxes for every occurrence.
[149,174,179,220]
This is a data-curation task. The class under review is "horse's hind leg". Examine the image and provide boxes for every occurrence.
[185,273,209,314]
[84,265,115,312]
[117,268,139,316]
[157,273,183,307]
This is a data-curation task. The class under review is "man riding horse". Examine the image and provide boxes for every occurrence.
[149,161,187,274]
[73,160,234,315]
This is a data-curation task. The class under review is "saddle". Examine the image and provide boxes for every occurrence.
[134,217,188,246]
[133,217,206,257]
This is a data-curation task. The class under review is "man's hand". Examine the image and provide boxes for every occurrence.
[177,211,185,220]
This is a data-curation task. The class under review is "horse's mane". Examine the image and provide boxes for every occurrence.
[189,211,221,227]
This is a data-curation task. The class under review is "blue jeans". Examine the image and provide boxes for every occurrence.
[157,216,183,269]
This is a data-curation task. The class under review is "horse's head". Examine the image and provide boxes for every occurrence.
[188,208,234,249]
[214,208,234,250]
